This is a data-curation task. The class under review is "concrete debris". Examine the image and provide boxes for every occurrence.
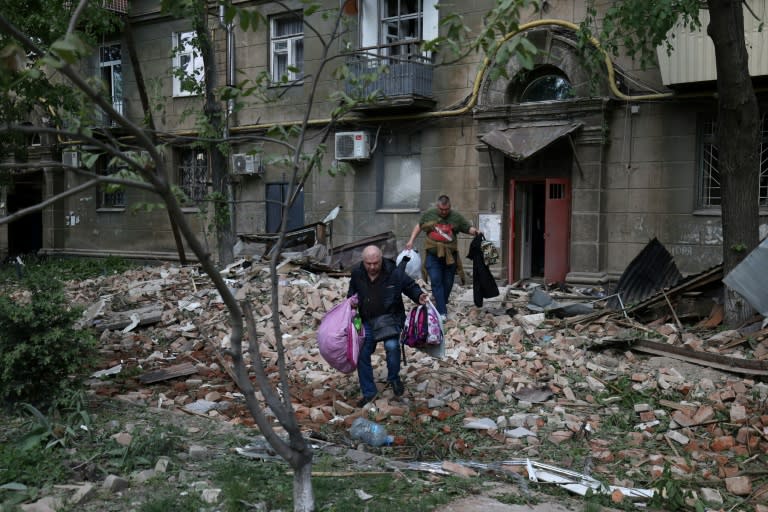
[66,260,768,504]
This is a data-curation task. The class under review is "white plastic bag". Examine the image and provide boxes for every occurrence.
[396,249,422,281]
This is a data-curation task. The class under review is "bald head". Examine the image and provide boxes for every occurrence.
[362,245,383,280]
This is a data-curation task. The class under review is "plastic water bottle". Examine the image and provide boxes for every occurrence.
[349,417,393,447]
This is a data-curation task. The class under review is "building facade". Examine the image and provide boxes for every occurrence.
[4,0,768,285]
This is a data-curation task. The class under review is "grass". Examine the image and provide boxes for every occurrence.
[209,453,478,512]
[0,254,137,284]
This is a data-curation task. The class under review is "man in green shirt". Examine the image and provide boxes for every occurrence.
[405,195,482,319]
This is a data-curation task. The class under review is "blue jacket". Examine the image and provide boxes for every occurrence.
[347,258,423,324]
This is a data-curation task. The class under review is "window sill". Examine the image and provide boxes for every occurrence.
[376,208,420,214]
[694,208,768,216]
[268,81,304,88]
[96,207,126,213]
[692,208,721,216]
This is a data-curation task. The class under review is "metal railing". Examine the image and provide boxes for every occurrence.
[345,41,433,100]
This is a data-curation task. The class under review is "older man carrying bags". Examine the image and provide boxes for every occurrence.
[347,246,428,407]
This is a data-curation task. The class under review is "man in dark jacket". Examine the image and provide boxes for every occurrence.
[348,245,428,407]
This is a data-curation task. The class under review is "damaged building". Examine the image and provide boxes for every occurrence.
[3,0,768,287]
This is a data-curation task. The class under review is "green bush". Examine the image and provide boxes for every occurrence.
[0,270,97,407]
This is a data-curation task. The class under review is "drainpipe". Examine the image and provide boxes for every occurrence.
[225,18,675,135]
[220,5,238,240]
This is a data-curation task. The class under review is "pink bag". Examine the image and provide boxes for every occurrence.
[317,294,363,373]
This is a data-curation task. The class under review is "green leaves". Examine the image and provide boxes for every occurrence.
[49,33,90,65]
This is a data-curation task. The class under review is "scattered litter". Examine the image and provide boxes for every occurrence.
[91,364,122,378]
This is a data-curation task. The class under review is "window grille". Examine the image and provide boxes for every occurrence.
[178,148,208,203]
[700,114,768,208]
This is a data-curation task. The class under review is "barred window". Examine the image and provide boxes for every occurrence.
[178,148,208,204]
[99,154,127,208]
[699,114,768,208]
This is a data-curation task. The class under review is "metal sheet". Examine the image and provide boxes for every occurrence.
[724,236,768,316]
[480,122,583,161]
[607,238,682,309]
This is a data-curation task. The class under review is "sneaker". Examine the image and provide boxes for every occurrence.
[392,380,404,397]
[439,314,447,323]
[357,395,375,408]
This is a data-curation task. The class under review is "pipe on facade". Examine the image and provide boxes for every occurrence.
[228,18,676,135]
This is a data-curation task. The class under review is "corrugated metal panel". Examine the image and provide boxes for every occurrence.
[723,236,768,316]
[607,238,682,310]
[656,1,768,86]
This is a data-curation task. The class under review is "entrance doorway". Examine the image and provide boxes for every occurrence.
[7,172,43,259]
[505,140,572,284]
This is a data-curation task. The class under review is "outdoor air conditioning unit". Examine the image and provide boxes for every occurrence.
[231,153,262,175]
[335,131,370,160]
[62,150,80,168]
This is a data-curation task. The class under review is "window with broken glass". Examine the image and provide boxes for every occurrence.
[178,148,208,204]
[698,114,768,208]
[376,133,420,209]
[380,0,422,57]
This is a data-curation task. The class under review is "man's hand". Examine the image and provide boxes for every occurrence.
[418,293,429,305]
[405,241,414,250]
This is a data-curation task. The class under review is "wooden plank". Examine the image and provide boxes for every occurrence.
[92,304,163,332]
[138,362,198,384]
[594,338,768,376]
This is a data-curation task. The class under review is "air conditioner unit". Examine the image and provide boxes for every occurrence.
[62,151,80,168]
[335,131,370,160]
[231,153,262,175]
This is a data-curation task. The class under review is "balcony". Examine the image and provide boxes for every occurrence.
[345,41,436,111]
[656,0,768,86]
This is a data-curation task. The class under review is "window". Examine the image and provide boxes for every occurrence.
[520,75,573,102]
[178,148,208,203]
[98,154,127,208]
[377,133,420,209]
[100,43,123,124]
[381,0,421,56]
[361,0,438,55]
[270,14,303,83]
[172,31,204,97]
[699,114,768,208]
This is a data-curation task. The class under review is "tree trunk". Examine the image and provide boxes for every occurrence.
[707,0,760,326]
[193,2,234,266]
[292,459,316,512]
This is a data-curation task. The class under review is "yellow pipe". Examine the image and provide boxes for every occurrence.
[228,18,674,135]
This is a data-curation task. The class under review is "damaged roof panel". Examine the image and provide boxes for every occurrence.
[608,237,683,309]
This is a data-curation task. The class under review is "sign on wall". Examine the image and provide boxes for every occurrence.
[478,214,501,247]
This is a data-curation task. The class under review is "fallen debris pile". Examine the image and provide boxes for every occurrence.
[68,260,768,509]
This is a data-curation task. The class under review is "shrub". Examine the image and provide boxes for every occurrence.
[0,270,97,407]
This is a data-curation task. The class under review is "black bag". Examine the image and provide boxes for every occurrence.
[370,314,402,341]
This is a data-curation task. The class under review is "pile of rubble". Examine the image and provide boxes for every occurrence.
[71,260,768,508]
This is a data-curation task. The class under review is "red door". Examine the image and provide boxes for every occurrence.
[506,179,517,284]
[543,177,570,283]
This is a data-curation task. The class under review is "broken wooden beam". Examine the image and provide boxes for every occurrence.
[138,362,198,384]
[592,338,768,376]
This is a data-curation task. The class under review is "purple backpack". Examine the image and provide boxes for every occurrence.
[401,302,442,347]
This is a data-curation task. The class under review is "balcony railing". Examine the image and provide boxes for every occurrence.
[345,41,435,110]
